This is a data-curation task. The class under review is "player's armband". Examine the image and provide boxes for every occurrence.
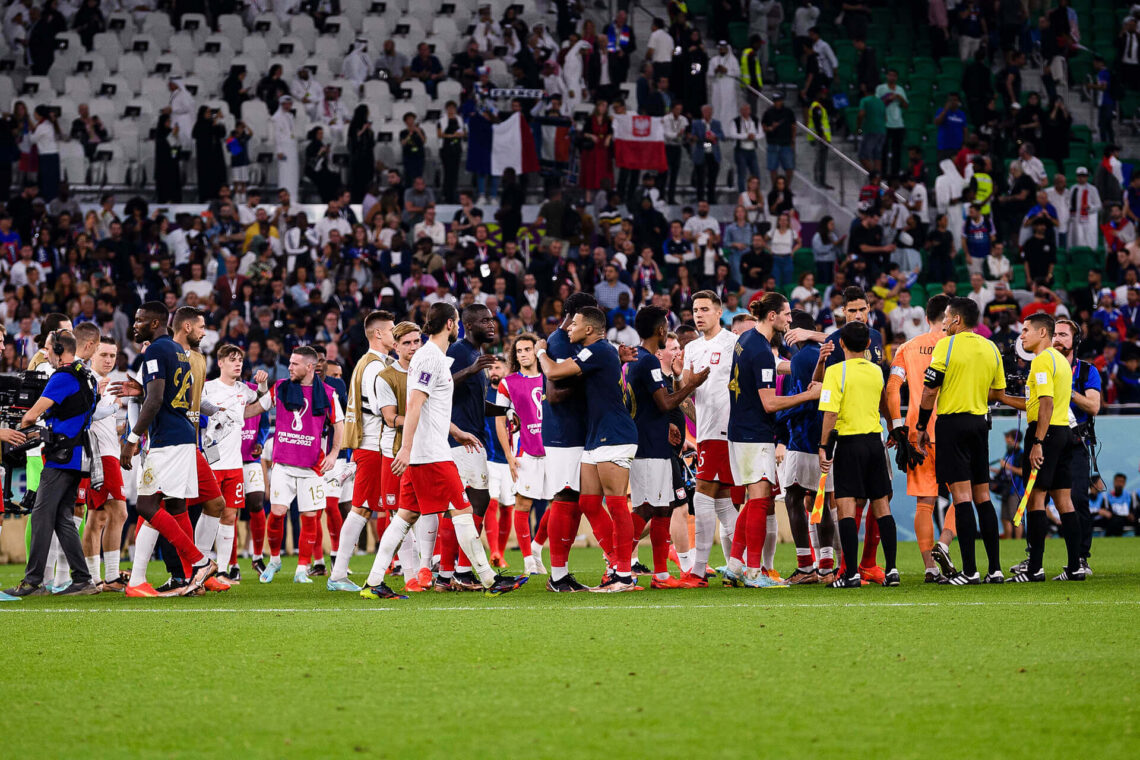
[923,366,945,388]
[889,365,906,380]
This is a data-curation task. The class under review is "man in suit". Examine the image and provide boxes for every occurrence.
[690,104,725,204]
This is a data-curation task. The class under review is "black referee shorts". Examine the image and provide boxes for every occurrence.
[833,433,891,501]
[1022,425,1073,492]
[934,413,990,486]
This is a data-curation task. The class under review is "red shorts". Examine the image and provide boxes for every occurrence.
[380,454,404,511]
[353,449,386,511]
[399,461,469,515]
[696,440,735,485]
[82,455,126,510]
[214,468,245,511]
[188,449,223,506]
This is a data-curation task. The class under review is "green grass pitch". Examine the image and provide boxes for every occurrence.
[1,538,1138,759]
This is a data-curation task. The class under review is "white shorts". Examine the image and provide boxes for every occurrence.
[543,446,583,499]
[325,458,355,502]
[451,446,489,490]
[515,453,545,500]
[581,444,637,469]
[487,461,516,506]
[243,462,265,493]
[781,450,832,492]
[270,464,327,512]
[630,457,673,507]
[137,444,198,499]
[728,441,778,487]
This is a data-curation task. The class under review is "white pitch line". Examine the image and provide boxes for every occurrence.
[0,600,1137,614]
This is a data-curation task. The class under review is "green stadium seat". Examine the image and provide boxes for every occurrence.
[728,22,749,51]
[686,0,709,16]
[773,55,800,85]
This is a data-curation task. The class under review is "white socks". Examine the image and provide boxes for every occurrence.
[332,511,368,581]
[414,514,439,571]
[215,524,236,574]
[452,513,495,586]
[551,565,568,581]
[130,523,160,587]
[366,515,412,587]
[104,550,120,582]
[676,549,694,574]
[762,514,778,570]
[713,497,737,566]
[692,492,716,576]
[52,533,70,588]
[85,556,100,580]
[194,514,221,560]
[397,529,417,584]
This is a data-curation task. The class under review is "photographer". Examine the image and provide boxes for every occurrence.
[4,331,98,597]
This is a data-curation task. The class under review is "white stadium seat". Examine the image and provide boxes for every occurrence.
[96,75,133,107]
[314,36,346,63]
[63,75,93,102]
[0,75,15,113]
[250,13,283,49]
[392,17,426,42]
[217,14,246,51]
[288,15,317,53]
[361,16,391,41]
[128,34,161,70]
[106,12,135,47]
[151,54,186,80]
[193,57,222,94]
[91,33,124,70]
[434,79,462,106]
[322,15,355,49]
[178,13,210,48]
[86,98,117,124]
[141,76,172,111]
[167,35,197,72]
[115,54,146,95]
[241,37,271,74]
[59,140,88,185]
[201,34,236,63]
[141,14,174,50]
[274,36,308,66]
[21,76,55,99]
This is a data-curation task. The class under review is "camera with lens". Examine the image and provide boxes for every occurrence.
[0,371,50,513]
[1001,347,1029,398]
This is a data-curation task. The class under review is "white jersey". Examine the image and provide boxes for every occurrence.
[202,378,258,471]
[374,362,407,457]
[91,374,122,458]
[356,350,392,453]
[405,340,455,465]
[683,327,738,442]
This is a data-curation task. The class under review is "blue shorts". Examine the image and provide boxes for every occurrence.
[766,144,795,171]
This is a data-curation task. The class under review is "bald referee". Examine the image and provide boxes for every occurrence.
[915,297,1007,585]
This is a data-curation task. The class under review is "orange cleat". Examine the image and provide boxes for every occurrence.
[125,583,160,598]
[763,568,784,583]
[859,564,886,585]
[203,575,231,592]
[650,575,684,589]
[403,578,427,593]
[490,553,508,569]
[678,572,708,588]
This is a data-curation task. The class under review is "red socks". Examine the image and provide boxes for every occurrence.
[325,497,343,553]
[730,501,750,562]
[606,495,633,574]
[745,498,773,570]
[149,508,204,568]
[485,501,501,556]
[860,506,881,568]
[312,519,325,562]
[578,493,615,562]
[534,507,550,545]
[267,512,285,558]
[650,515,671,574]
[497,502,512,554]
[548,500,576,569]
[298,513,319,566]
[249,507,266,557]
[513,510,533,557]
[229,531,238,568]
[438,516,457,573]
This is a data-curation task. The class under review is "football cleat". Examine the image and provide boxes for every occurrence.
[947,572,981,586]
[452,571,482,591]
[924,570,942,584]
[432,576,455,592]
[529,553,548,575]
[359,583,408,600]
[0,590,20,602]
[490,553,508,569]
[187,559,219,594]
[591,575,639,592]
[259,558,282,584]
[1052,568,1086,581]
[744,570,788,589]
[55,581,100,595]
[630,560,652,577]
[530,541,545,560]
[720,567,744,588]
[156,578,189,597]
[786,568,819,585]
[309,562,328,577]
[251,558,267,576]
[679,572,708,588]
[650,575,684,589]
[485,574,529,596]
[100,573,130,593]
[402,577,428,593]
[827,573,862,588]
[931,543,957,576]
[882,569,901,587]
[327,578,362,592]
[546,574,591,592]
[858,564,886,585]
[48,581,72,594]
[982,571,1006,584]
[293,568,314,584]
[1009,558,1030,575]
[415,567,433,588]
[203,575,231,592]
[817,569,836,585]
[762,567,783,582]
[224,566,242,585]
[1008,568,1045,583]
[1078,558,1092,577]
[124,582,160,598]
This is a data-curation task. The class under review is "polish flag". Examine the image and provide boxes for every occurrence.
[613,114,667,172]
[491,112,541,176]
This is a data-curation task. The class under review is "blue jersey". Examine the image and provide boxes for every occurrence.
[964,217,992,259]
[573,339,637,450]
[825,325,885,368]
[542,328,588,448]
[1095,489,1133,517]
[484,383,508,464]
[776,343,822,453]
[323,375,351,460]
[625,346,672,459]
[447,338,489,446]
[1070,359,1102,426]
[41,370,95,470]
[727,329,778,443]
[141,334,196,448]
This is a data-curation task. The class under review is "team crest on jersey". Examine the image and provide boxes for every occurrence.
[418,371,432,384]
[386,494,395,505]
[710,352,721,365]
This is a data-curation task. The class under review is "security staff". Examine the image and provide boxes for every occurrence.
[916,297,1007,585]
[818,321,899,589]
[998,313,1084,582]
[1054,318,1100,577]
[740,35,764,111]
[3,331,99,597]
[807,89,832,188]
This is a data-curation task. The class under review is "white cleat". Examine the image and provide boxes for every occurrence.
[529,552,548,575]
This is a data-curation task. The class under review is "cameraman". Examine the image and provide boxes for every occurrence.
[1054,319,1100,577]
[3,331,98,597]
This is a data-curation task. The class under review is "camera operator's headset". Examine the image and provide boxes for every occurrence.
[50,330,66,359]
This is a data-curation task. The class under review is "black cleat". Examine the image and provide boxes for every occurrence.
[982,571,1005,584]
[1008,568,1045,582]
[882,569,900,587]
[546,574,591,592]
[931,543,956,576]
[155,578,189,596]
[55,581,100,595]
[485,574,529,596]
[251,558,267,576]
[947,571,981,586]
[4,581,49,597]
[1052,568,1086,581]
[452,571,482,591]
[828,573,862,588]
[432,576,455,592]
[225,566,242,584]
[924,570,942,584]
[360,582,409,600]
[1009,558,1030,575]
[309,562,327,577]
[1078,558,1092,577]
[630,560,651,576]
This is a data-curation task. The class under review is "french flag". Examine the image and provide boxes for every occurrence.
[613,114,667,172]
[490,112,541,176]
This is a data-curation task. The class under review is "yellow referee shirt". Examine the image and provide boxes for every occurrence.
[1027,347,1072,426]
[819,358,884,435]
[927,331,1005,415]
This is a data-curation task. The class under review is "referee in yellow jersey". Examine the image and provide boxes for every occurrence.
[915,297,1007,585]
[997,313,1084,583]
[818,322,898,588]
